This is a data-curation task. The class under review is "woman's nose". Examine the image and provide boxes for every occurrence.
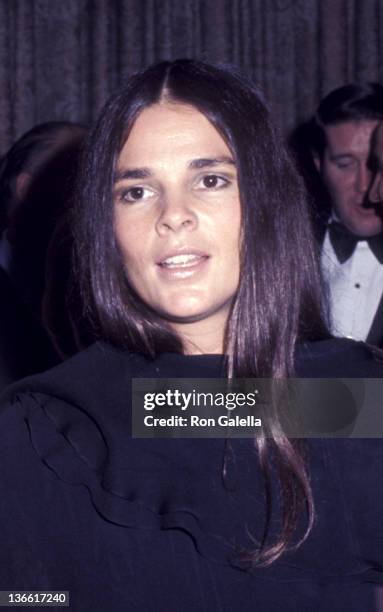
[155,193,198,235]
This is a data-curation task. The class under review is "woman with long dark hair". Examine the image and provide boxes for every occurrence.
[0,60,382,611]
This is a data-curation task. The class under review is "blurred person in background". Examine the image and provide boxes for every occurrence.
[0,121,87,389]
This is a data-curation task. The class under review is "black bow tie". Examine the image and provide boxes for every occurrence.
[328,222,383,264]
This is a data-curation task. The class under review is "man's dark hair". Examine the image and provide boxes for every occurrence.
[310,82,383,158]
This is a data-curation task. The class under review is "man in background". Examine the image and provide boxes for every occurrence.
[309,83,383,347]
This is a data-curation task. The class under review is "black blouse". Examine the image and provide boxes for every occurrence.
[0,338,382,611]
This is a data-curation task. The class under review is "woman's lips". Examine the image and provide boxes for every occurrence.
[157,252,210,279]
[160,253,206,267]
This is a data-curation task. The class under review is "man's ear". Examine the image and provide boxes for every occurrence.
[15,172,32,200]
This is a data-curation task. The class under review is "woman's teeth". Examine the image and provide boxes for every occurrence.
[160,254,205,267]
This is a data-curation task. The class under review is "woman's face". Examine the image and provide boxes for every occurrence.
[114,102,241,353]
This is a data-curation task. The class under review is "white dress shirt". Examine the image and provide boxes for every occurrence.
[321,229,383,341]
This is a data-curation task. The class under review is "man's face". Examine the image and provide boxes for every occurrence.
[315,120,382,237]
[369,122,383,205]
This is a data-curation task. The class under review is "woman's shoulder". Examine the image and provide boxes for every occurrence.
[1,342,224,411]
[295,337,383,377]
[0,343,129,474]
[0,341,146,410]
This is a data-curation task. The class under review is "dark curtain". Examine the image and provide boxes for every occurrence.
[1,0,383,151]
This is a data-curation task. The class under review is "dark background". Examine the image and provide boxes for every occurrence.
[1,0,383,151]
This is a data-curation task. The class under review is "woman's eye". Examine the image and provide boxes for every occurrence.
[120,186,155,203]
[197,174,229,189]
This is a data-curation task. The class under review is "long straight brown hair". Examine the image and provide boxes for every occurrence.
[74,59,329,565]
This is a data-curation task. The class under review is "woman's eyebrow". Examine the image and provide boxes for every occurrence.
[114,156,235,182]
[115,167,152,181]
[188,156,235,169]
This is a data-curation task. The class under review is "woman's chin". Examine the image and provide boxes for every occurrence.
[157,299,233,328]
[160,307,212,325]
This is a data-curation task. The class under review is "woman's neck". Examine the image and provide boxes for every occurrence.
[170,316,226,355]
